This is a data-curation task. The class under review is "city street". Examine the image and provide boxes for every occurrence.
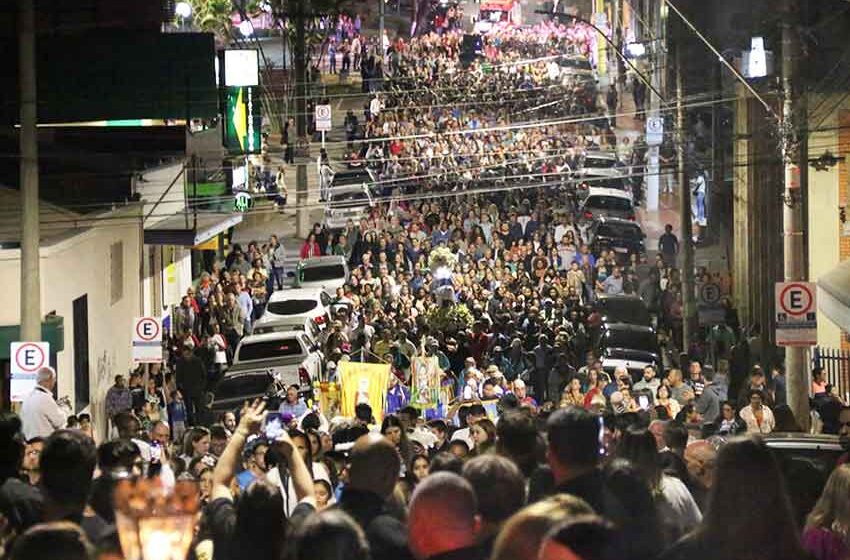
[3,2,848,559]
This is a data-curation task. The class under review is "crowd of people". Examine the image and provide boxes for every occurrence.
[5,16,850,560]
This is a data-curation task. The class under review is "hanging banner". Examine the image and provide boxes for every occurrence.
[223,86,262,154]
[411,356,442,410]
[338,361,391,423]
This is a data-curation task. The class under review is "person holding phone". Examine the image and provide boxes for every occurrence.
[207,400,316,560]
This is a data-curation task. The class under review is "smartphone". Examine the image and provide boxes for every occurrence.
[263,412,286,440]
[638,395,650,411]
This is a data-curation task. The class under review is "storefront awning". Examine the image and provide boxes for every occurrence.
[818,259,850,332]
[144,212,242,246]
[0,316,64,360]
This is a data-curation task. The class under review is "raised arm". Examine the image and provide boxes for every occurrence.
[212,399,266,501]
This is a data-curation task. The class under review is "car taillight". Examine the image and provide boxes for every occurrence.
[298,367,311,385]
[627,214,636,221]
[313,315,326,325]
[584,211,593,219]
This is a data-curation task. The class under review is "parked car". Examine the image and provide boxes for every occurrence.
[207,331,322,413]
[762,433,845,528]
[587,216,646,259]
[253,288,332,340]
[294,255,349,293]
[577,186,635,224]
[324,183,374,230]
[597,323,660,381]
[591,294,651,327]
[578,152,626,178]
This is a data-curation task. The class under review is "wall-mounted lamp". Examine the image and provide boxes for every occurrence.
[809,151,841,172]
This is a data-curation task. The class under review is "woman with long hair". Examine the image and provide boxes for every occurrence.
[656,384,681,420]
[381,414,413,467]
[470,418,496,456]
[803,464,850,560]
[180,427,211,466]
[616,427,701,547]
[660,437,809,560]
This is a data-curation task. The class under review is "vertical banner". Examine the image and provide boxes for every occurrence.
[223,86,262,154]
[411,356,441,410]
[338,362,391,423]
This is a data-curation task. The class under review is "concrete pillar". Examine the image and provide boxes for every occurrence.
[646,146,660,211]
[19,0,41,341]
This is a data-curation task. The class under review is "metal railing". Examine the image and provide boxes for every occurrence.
[812,347,850,400]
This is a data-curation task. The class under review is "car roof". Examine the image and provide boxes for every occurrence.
[597,294,645,303]
[762,433,843,450]
[584,187,633,199]
[331,169,373,184]
[584,151,618,160]
[299,256,347,268]
[601,323,655,334]
[239,331,306,344]
[266,287,326,303]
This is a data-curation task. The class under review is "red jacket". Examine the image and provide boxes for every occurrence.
[300,241,322,259]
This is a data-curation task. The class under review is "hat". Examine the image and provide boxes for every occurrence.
[485,364,501,375]
[408,428,438,449]
[450,430,474,450]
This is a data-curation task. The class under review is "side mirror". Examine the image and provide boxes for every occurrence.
[320,291,331,306]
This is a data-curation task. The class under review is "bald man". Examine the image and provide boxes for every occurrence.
[338,433,413,560]
[408,472,483,560]
[683,440,718,511]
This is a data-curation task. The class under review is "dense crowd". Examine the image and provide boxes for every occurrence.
[5,18,850,560]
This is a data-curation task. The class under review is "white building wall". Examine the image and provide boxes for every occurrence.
[807,95,844,347]
[0,208,143,434]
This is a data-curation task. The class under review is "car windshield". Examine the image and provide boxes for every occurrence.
[598,299,650,324]
[586,196,632,212]
[602,329,656,351]
[597,223,642,238]
[237,338,303,361]
[584,156,617,168]
[331,190,370,204]
[266,299,318,316]
[301,264,346,283]
[214,374,270,402]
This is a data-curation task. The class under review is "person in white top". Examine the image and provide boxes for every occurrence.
[20,366,66,440]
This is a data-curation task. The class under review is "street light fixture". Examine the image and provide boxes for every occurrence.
[239,20,254,37]
[175,2,192,18]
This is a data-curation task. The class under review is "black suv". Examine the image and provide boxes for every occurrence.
[587,216,646,259]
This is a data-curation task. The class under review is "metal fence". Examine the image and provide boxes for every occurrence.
[812,347,850,401]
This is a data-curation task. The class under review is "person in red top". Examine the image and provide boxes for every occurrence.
[299,233,322,259]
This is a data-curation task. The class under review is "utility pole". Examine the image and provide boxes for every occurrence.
[19,0,41,342]
[781,14,809,430]
[677,49,695,354]
[293,2,310,239]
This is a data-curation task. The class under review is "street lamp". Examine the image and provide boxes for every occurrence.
[175,2,192,18]
[239,20,254,37]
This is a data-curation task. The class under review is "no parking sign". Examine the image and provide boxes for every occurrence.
[133,317,163,363]
[775,282,817,346]
[10,341,50,402]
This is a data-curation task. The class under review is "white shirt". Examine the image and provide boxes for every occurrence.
[20,385,66,440]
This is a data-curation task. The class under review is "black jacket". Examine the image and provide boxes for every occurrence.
[337,487,414,560]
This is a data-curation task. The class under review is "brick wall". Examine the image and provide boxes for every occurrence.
[838,110,850,348]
